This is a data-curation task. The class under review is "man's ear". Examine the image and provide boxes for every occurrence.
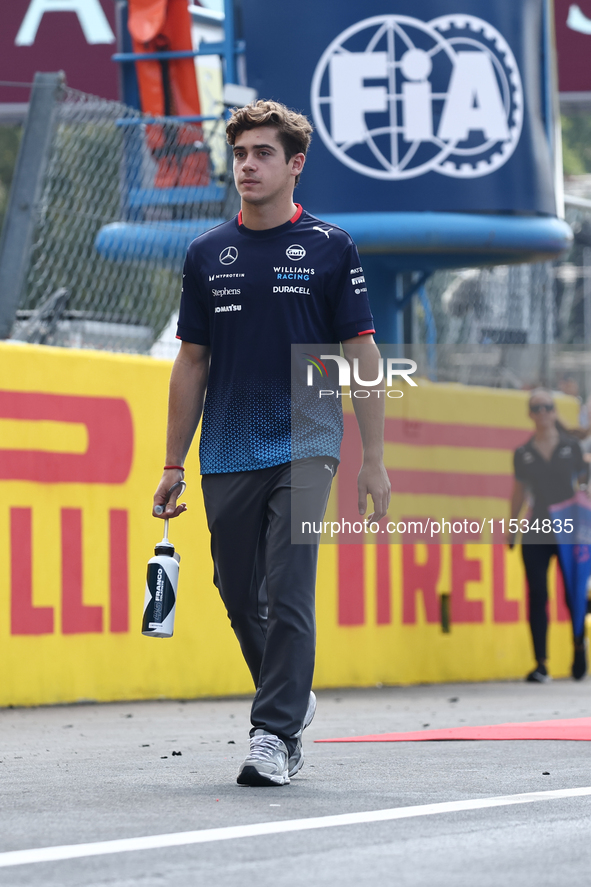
[290,152,305,177]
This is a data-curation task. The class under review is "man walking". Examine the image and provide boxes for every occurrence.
[153,100,390,786]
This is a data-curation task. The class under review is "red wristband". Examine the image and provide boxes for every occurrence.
[163,465,185,471]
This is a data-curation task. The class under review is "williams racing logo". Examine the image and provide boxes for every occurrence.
[311,14,523,180]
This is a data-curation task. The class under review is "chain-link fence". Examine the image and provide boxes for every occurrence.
[8,85,238,355]
[410,197,591,393]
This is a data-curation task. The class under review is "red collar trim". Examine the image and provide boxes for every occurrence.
[238,204,303,227]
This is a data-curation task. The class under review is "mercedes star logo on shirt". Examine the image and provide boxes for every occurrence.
[219,246,239,265]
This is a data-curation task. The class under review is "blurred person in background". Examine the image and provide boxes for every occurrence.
[509,389,589,682]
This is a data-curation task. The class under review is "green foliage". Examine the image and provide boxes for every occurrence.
[0,125,23,232]
[561,114,591,176]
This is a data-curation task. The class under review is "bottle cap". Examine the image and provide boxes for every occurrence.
[155,541,175,557]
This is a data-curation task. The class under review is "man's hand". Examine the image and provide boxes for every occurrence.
[342,334,391,523]
[152,469,187,519]
[358,459,391,522]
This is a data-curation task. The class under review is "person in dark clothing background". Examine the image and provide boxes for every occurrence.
[509,389,589,683]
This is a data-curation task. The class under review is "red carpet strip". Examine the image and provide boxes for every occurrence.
[316,718,591,743]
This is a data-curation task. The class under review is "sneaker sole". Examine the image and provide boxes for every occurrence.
[237,766,290,787]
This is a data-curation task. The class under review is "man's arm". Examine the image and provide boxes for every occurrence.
[152,341,211,518]
[342,334,391,521]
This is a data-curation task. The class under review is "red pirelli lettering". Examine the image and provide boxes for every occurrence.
[10,508,54,635]
[61,509,103,634]
[0,391,133,483]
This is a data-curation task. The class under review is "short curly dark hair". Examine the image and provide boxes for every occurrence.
[226,100,313,185]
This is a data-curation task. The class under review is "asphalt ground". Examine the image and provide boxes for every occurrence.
[1,680,591,886]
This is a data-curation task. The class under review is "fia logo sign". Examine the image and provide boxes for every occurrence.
[15,0,115,45]
[310,14,523,180]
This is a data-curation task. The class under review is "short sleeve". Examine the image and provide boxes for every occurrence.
[328,239,375,342]
[176,246,210,345]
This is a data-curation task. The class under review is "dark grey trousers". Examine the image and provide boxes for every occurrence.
[201,458,335,755]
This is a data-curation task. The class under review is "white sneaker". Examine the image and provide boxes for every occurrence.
[288,691,317,778]
[237,730,290,786]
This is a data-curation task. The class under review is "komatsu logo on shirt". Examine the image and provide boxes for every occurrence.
[274,266,315,281]
[350,267,363,275]
[212,288,241,297]
[215,304,242,313]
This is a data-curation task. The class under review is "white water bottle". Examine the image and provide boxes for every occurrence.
[142,519,181,638]
[142,518,180,638]
[143,480,185,637]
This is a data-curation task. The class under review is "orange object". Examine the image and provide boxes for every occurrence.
[127,0,209,187]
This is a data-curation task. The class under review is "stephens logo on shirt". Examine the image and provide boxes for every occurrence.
[212,287,241,297]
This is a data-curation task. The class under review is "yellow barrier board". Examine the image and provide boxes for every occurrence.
[0,343,580,707]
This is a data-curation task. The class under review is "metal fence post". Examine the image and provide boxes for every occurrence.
[0,71,64,339]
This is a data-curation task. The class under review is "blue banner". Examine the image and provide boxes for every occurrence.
[241,0,555,216]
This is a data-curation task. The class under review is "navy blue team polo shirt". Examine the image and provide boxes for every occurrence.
[177,204,375,474]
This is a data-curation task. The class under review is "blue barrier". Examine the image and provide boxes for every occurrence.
[95,211,572,268]
[95,220,225,264]
[321,212,573,269]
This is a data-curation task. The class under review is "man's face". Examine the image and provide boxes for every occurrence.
[232,126,304,206]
